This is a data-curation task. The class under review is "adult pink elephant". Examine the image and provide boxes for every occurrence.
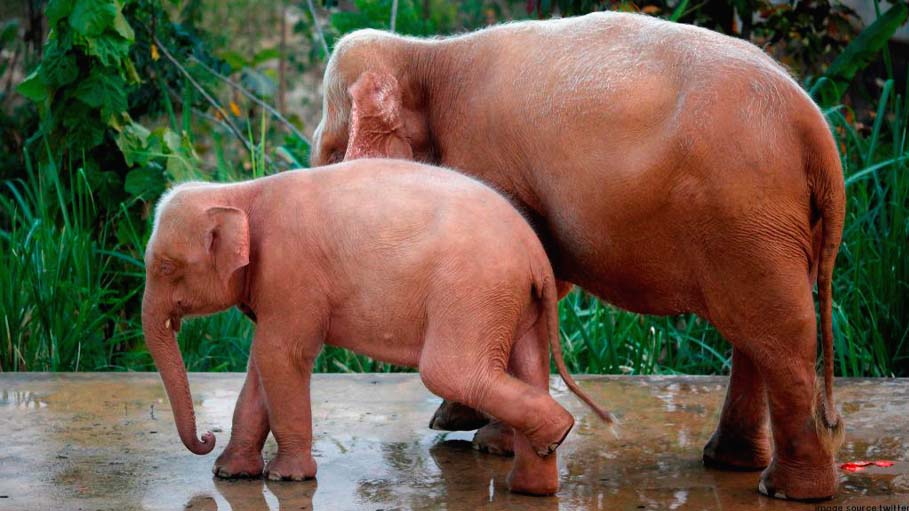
[307,12,846,501]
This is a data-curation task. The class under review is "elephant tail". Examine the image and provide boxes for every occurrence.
[807,113,846,429]
[538,272,616,425]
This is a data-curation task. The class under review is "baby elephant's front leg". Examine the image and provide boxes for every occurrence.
[213,355,270,478]
[254,324,320,481]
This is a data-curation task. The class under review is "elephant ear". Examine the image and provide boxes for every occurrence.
[205,206,250,287]
[345,71,413,160]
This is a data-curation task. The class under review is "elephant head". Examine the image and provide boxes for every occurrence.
[141,184,251,454]
[310,30,431,166]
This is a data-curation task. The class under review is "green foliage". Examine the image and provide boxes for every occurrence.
[813,2,909,106]
[328,0,457,38]
[19,0,136,162]
[0,153,143,371]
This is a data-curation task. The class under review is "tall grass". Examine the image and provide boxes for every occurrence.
[828,78,909,377]
[0,154,142,370]
[1,85,907,376]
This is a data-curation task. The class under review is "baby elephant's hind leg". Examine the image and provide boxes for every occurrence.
[427,279,574,439]
[420,308,571,495]
[503,311,567,495]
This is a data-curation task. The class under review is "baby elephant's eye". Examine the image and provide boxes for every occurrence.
[158,260,176,276]
[328,150,343,164]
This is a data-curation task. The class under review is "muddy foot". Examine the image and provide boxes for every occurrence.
[758,458,837,501]
[472,420,515,456]
[264,453,317,481]
[702,429,771,471]
[212,448,265,479]
[429,400,490,431]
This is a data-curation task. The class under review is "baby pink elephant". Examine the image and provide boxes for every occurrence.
[141,159,612,495]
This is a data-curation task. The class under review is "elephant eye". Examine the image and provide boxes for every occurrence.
[158,260,176,276]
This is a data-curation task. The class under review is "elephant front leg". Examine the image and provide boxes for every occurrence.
[254,326,319,481]
[213,355,270,478]
[703,347,771,471]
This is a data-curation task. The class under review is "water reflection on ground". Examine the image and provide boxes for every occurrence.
[0,373,906,510]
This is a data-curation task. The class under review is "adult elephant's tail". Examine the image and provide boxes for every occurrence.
[805,109,846,430]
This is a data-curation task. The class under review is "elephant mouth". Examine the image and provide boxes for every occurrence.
[165,316,182,333]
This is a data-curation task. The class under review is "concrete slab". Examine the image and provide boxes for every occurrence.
[0,374,907,510]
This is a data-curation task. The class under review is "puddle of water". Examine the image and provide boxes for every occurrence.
[0,374,906,510]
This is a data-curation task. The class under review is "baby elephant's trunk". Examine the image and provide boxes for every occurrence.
[141,292,216,455]
[539,277,616,425]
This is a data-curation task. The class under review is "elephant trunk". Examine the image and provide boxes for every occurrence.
[141,293,215,455]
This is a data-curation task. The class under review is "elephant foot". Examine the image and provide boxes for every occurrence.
[702,429,771,471]
[213,447,265,479]
[758,457,837,501]
[472,420,515,456]
[265,453,317,481]
[507,461,559,496]
[429,400,489,431]
[507,434,559,496]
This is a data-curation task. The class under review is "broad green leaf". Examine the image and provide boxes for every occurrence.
[73,71,127,119]
[86,33,131,67]
[822,2,909,104]
[38,47,79,87]
[163,128,181,152]
[125,166,166,197]
[165,152,194,182]
[112,9,135,41]
[70,0,118,37]
[17,70,50,102]
[62,99,105,150]
[46,0,75,27]
[115,121,151,166]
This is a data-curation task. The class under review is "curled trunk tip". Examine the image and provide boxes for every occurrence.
[190,431,216,454]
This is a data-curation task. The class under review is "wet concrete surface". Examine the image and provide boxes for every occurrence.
[0,374,907,511]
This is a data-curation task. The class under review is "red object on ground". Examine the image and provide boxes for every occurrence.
[840,460,896,472]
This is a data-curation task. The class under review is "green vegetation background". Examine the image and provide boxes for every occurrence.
[0,0,907,376]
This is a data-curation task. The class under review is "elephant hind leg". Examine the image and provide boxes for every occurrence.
[702,347,771,471]
[419,306,570,495]
[470,315,561,457]
[702,259,840,500]
[426,279,574,439]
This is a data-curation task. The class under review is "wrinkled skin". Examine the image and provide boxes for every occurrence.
[310,12,846,501]
[141,159,612,496]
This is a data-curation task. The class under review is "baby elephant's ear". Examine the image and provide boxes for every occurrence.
[205,206,250,287]
[346,71,414,160]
